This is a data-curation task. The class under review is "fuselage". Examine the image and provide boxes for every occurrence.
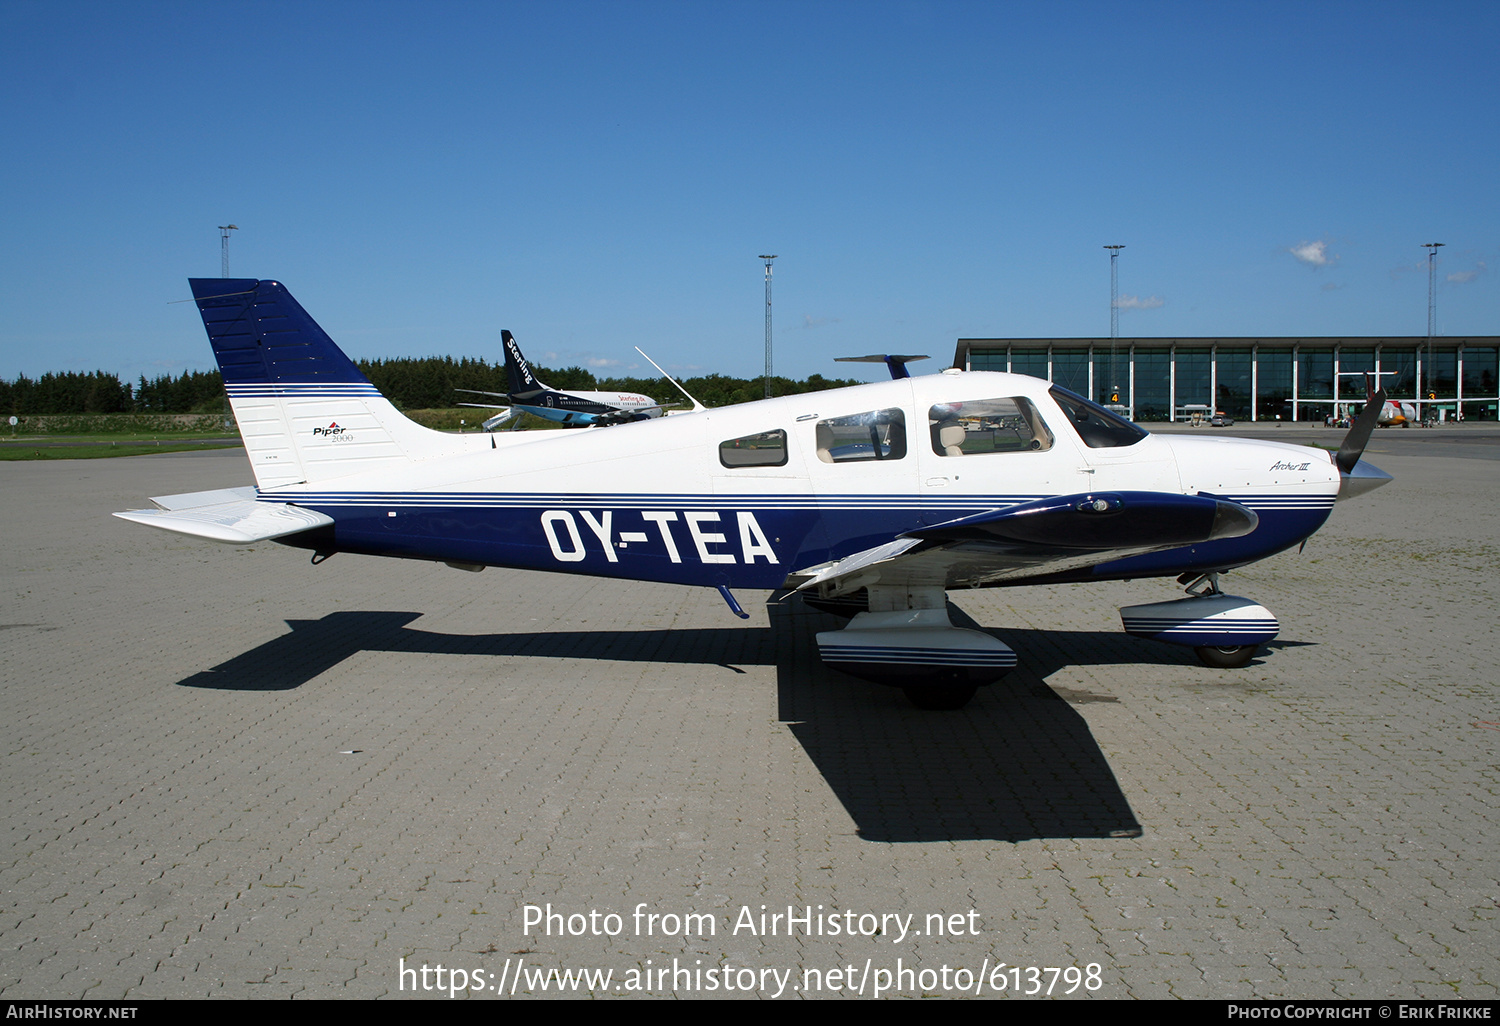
[514,388,661,426]
[267,371,1342,590]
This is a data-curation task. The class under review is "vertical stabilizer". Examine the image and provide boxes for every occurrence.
[189,279,475,489]
[501,329,547,394]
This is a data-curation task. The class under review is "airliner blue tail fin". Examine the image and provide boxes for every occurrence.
[189,279,482,490]
[501,329,546,395]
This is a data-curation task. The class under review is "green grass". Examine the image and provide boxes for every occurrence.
[0,407,559,460]
[0,437,243,460]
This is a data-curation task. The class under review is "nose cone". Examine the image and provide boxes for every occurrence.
[1337,459,1393,501]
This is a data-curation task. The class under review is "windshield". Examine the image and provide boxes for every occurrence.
[1048,386,1148,448]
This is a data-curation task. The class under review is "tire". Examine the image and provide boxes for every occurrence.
[902,684,978,710]
[1195,644,1258,669]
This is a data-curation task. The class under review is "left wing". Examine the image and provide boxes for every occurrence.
[789,491,1257,595]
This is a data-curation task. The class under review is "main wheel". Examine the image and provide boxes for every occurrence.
[902,684,978,710]
[1195,644,1258,668]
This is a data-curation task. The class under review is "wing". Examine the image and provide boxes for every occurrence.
[455,387,551,403]
[113,487,333,545]
[789,491,1258,595]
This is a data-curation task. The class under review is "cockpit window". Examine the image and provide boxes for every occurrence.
[814,408,907,463]
[928,398,1054,456]
[1049,386,1148,448]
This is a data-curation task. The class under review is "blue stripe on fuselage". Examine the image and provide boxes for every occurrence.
[273,490,1333,589]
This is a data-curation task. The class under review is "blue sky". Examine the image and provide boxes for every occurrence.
[1,1,1495,386]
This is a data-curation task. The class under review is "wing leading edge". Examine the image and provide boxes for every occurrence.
[790,491,1258,596]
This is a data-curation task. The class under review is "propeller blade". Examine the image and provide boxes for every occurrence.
[1335,377,1387,475]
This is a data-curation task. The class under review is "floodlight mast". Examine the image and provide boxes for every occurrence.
[219,225,238,278]
[1104,245,1125,405]
[1422,242,1443,416]
[759,255,777,399]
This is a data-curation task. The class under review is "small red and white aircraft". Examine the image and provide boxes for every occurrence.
[115,279,1391,709]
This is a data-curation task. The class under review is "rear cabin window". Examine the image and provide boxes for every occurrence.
[814,408,907,463]
[928,397,1054,456]
[719,429,788,468]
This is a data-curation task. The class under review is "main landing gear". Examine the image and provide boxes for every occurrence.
[808,572,1280,710]
[811,586,1014,711]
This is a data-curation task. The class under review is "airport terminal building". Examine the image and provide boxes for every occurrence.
[954,336,1500,423]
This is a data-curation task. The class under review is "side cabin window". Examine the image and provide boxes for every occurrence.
[814,408,907,464]
[928,397,1054,456]
[1048,386,1148,448]
[719,429,788,468]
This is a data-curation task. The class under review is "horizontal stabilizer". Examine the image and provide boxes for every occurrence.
[834,354,930,380]
[114,494,333,544]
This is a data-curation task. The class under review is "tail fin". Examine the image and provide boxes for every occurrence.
[190,279,479,489]
[501,329,546,395]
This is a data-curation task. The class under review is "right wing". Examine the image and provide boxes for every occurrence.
[789,491,1257,596]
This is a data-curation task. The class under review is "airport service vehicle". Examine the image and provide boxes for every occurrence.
[457,330,667,429]
[115,279,1392,709]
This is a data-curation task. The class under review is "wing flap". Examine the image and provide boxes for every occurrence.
[114,496,333,544]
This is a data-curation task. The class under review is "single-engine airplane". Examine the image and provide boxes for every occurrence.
[115,279,1392,709]
[458,329,667,428]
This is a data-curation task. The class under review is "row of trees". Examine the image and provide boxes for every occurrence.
[0,370,228,415]
[0,359,866,416]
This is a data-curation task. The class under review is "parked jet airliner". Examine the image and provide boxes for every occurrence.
[115,279,1392,709]
[458,330,666,428]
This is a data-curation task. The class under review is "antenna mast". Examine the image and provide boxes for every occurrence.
[219,225,238,277]
[759,255,777,399]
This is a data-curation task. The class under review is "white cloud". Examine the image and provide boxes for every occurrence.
[1448,260,1486,284]
[1113,294,1164,311]
[1289,240,1334,266]
[801,314,840,329]
[1321,282,1344,292]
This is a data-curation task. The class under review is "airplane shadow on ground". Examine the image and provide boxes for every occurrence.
[174,596,1228,843]
[770,596,1151,844]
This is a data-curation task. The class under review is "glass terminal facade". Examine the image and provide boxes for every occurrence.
[955,337,1499,422]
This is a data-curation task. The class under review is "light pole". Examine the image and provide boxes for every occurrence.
[759,255,777,399]
[1422,242,1443,418]
[219,225,238,277]
[1104,245,1125,405]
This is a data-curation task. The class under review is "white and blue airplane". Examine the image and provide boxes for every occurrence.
[458,329,667,429]
[115,279,1392,709]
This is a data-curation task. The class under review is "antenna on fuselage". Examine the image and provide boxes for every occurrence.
[635,347,705,412]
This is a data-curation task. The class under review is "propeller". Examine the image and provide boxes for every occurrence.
[1335,374,1386,475]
